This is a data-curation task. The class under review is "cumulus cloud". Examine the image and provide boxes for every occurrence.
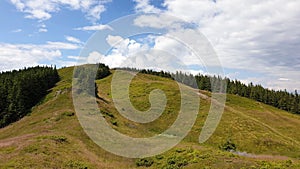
[106,35,124,47]
[0,41,80,72]
[132,0,300,90]
[86,34,203,73]
[134,0,161,13]
[74,24,112,31]
[9,0,111,22]
[84,35,152,68]
[161,0,300,69]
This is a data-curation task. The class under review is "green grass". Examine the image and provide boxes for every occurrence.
[1,67,300,168]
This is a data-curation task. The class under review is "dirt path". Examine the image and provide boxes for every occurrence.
[232,151,290,160]
[0,134,35,147]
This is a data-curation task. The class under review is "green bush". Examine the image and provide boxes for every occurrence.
[65,160,89,169]
[63,111,75,117]
[49,135,68,143]
[155,155,164,160]
[219,139,237,151]
[136,158,154,167]
[110,119,118,126]
[102,110,114,118]
[165,155,188,168]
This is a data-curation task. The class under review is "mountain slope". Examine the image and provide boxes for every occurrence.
[0,67,300,168]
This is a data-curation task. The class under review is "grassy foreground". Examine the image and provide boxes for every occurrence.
[0,67,300,168]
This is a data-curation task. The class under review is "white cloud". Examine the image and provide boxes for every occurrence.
[9,0,112,22]
[65,36,82,44]
[39,23,46,28]
[0,42,80,72]
[279,78,290,81]
[85,35,151,68]
[67,55,85,60]
[132,0,300,90]
[134,14,184,29]
[44,41,80,50]
[12,29,22,33]
[0,43,59,71]
[25,9,53,20]
[163,0,219,23]
[37,23,48,33]
[106,35,124,47]
[86,51,126,68]
[134,0,161,13]
[38,28,48,32]
[86,4,106,23]
[93,34,201,72]
[74,24,112,31]
[161,0,300,69]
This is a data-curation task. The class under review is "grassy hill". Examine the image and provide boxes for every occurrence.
[1,66,300,168]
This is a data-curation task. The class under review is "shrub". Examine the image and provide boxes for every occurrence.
[136,158,154,167]
[49,135,68,143]
[155,155,164,160]
[66,160,89,169]
[110,119,118,126]
[175,148,185,153]
[102,110,114,118]
[219,139,237,151]
[63,112,75,117]
[165,155,188,168]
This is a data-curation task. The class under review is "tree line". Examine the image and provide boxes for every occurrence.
[117,67,299,115]
[0,66,59,127]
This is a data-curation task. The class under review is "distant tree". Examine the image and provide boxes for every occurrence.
[292,90,299,114]
[96,63,111,79]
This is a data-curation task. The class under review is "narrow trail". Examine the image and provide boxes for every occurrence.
[0,134,35,147]
[232,151,290,160]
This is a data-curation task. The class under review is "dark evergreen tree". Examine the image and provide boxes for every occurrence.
[0,66,59,128]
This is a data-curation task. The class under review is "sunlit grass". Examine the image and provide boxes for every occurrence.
[0,67,300,168]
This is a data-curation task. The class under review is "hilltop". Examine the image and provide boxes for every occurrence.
[1,66,300,168]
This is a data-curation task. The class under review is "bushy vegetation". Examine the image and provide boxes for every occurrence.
[48,135,68,143]
[219,139,237,152]
[96,63,111,79]
[0,66,59,127]
[135,158,154,167]
[65,160,90,169]
[135,148,207,169]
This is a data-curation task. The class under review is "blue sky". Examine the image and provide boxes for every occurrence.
[0,0,299,91]
[0,0,134,44]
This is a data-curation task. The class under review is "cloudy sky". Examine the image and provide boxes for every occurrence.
[0,0,299,91]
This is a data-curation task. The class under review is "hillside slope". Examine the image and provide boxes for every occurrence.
[0,67,300,168]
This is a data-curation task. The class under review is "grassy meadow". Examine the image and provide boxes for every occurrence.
[1,67,300,168]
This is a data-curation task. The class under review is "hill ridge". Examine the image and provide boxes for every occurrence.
[0,66,300,168]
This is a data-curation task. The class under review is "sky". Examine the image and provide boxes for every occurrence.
[0,0,299,91]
